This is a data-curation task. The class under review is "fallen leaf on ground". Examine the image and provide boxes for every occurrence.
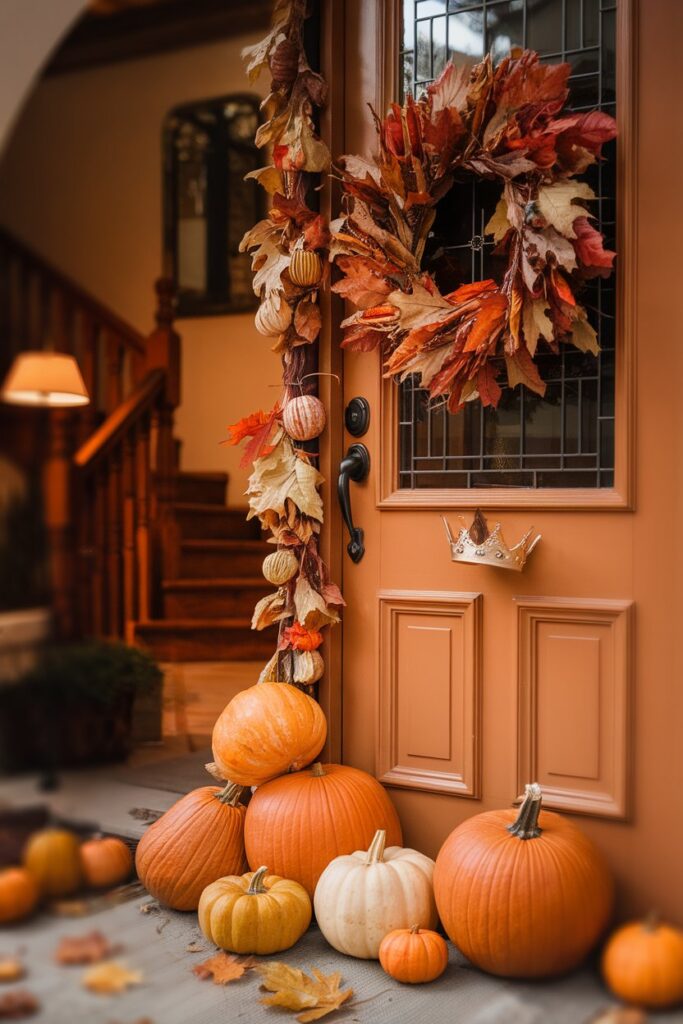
[192,952,257,985]
[0,959,24,983]
[258,962,353,1023]
[185,942,206,954]
[139,900,161,915]
[55,930,116,965]
[82,961,143,995]
[587,1010,647,1024]
[48,898,90,917]
[0,990,39,1019]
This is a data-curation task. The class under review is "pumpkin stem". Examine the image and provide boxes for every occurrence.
[507,783,543,840]
[216,782,245,806]
[365,829,386,865]
[310,762,326,778]
[410,925,421,934]
[644,911,660,932]
[247,866,269,894]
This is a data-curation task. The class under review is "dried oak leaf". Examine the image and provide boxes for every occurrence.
[192,952,257,985]
[258,962,353,1023]
[536,180,595,238]
[247,436,324,524]
[331,256,391,310]
[293,577,339,631]
[587,1009,647,1024]
[0,960,23,984]
[185,942,206,954]
[0,990,39,1019]
[55,930,116,965]
[82,961,143,996]
[252,590,289,631]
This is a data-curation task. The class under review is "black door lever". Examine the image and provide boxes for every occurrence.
[337,444,370,562]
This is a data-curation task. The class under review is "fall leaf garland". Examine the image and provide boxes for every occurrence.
[230,0,341,692]
[331,50,617,412]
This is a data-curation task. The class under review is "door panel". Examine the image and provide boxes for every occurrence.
[338,0,683,919]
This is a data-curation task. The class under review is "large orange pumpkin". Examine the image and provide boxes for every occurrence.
[0,867,39,924]
[23,828,82,898]
[244,762,402,897]
[80,836,133,889]
[602,917,683,1009]
[135,783,247,911]
[433,783,613,978]
[212,682,326,787]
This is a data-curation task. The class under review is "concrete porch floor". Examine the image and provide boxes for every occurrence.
[0,666,680,1023]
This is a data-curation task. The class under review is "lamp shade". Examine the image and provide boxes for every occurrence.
[0,352,90,408]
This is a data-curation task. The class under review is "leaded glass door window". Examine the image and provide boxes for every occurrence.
[398,0,617,489]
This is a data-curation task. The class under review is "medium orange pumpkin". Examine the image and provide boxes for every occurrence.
[433,783,613,978]
[23,828,82,898]
[80,836,133,889]
[244,762,402,898]
[379,926,448,984]
[0,867,39,924]
[212,682,326,787]
[602,917,683,1009]
[135,783,247,911]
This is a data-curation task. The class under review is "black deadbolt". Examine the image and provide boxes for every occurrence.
[344,396,370,437]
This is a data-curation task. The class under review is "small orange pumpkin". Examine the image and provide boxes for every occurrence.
[282,395,326,441]
[244,762,402,898]
[602,917,683,1009]
[80,836,133,889]
[433,783,613,978]
[23,828,82,898]
[0,867,39,924]
[135,783,247,911]
[379,926,448,984]
[212,682,326,787]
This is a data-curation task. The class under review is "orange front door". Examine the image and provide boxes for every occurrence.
[334,0,683,919]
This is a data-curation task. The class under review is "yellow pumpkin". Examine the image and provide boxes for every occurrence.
[198,865,311,955]
[23,828,82,898]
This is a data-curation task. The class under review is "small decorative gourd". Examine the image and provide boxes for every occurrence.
[602,916,683,1009]
[289,248,322,287]
[433,782,614,978]
[198,865,311,955]
[270,38,299,88]
[255,294,292,337]
[379,926,448,984]
[135,783,247,911]
[262,548,299,586]
[282,395,326,441]
[23,828,82,898]
[212,682,326,787]
[313,829,437,959]
[293,650,324,684]
[0,867,39,924]
[80,836,133,889]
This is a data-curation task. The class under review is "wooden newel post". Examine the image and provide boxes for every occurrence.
[43,408,76,639]
[146,278,181,613]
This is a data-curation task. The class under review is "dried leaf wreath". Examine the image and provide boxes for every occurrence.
[227,0,340,692]
[331,51,617,412]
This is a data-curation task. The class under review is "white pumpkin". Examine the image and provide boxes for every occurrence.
[255,294,292,337]
[282,395,326,441]
[313,829,437,959]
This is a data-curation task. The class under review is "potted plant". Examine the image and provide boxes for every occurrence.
[0,640,162,773]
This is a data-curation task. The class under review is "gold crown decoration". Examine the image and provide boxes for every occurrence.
[442,509,541,573]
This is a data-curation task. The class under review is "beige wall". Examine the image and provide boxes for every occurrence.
[0,35,275,498]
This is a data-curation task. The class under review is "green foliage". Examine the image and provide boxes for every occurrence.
[19,640,162,709]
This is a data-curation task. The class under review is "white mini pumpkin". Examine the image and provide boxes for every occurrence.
[282,395,326,441]
[313,829,437,959]
[255,294,292,337]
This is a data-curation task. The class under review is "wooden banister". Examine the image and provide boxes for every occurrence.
[74,369,166,470]
[0,227,182,641]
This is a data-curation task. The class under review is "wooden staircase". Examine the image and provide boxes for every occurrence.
[0,227,273,663]
[134,471,273,661]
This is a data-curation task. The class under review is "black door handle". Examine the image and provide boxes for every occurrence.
[338,443,370,563]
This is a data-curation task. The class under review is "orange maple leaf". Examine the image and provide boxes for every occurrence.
[223,406,281,469]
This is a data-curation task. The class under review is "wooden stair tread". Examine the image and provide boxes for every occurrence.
[137,618,258,631]
[162,577,267,591]
[180,538,268,550]
[172,502,249,514]
[174,471,228,482]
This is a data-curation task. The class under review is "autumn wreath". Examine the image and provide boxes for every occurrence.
[331,51,617,412]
